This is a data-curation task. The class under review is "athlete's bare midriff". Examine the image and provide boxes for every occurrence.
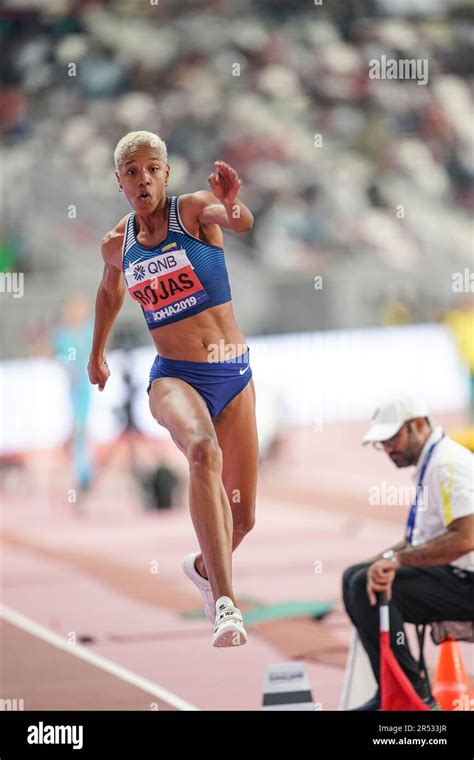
[149,301,248,361]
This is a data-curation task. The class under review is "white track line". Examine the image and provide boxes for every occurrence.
[0,604,199,712]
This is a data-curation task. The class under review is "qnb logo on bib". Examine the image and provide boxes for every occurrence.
[125,248,209,321]
[133,264,146,281]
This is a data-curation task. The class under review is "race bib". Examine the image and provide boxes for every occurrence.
[124,248,209,322]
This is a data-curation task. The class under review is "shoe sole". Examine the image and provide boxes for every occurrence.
[212,622,248,648]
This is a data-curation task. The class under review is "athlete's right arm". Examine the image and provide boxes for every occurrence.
[88,219,127,391]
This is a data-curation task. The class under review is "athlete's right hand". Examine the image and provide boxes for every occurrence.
[88,356,110,391]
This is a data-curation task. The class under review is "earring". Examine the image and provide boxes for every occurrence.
[119,187,123,192]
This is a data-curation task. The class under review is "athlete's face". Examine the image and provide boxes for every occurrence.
[375,419,429,467]
[116,147,170,210]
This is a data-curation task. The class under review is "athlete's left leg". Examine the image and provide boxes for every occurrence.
[194,378,259,580]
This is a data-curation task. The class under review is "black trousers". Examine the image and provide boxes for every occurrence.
[342,562,474,697]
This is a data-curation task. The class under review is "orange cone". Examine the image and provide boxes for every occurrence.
[432,640,474,711]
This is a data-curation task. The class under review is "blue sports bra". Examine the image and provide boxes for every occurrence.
[122,195,232,330]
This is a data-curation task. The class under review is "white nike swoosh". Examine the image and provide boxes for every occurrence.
[239,365,250,375]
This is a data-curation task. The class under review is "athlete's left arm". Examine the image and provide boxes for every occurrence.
[195,161,254,233]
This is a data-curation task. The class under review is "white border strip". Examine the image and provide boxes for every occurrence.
[0,604,199,712]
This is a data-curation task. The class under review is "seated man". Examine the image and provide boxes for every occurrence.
[342,395,474,710]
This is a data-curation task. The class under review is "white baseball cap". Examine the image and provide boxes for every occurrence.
[362,395,429,444]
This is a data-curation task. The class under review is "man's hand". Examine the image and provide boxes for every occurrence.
[367,559,397,606]
[208,161,242,207]
[88,355,110,391]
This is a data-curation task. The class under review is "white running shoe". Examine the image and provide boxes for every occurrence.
[212,596,248,648]
[182,553,214,623]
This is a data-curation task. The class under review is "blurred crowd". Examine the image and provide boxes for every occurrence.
[0,0,472,307]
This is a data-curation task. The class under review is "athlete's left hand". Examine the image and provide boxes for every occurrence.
[88,355,110,391]
[367,559,397,606]
[208,161,242,206]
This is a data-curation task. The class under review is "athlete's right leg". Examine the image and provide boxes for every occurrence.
[149,377,235,604]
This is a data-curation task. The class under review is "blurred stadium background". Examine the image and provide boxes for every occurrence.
[0,0,472,711]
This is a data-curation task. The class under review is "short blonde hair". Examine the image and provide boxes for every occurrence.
[114,131,168,170]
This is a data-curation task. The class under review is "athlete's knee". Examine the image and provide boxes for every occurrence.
[187,433,223,472]
[233,510,256,537]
